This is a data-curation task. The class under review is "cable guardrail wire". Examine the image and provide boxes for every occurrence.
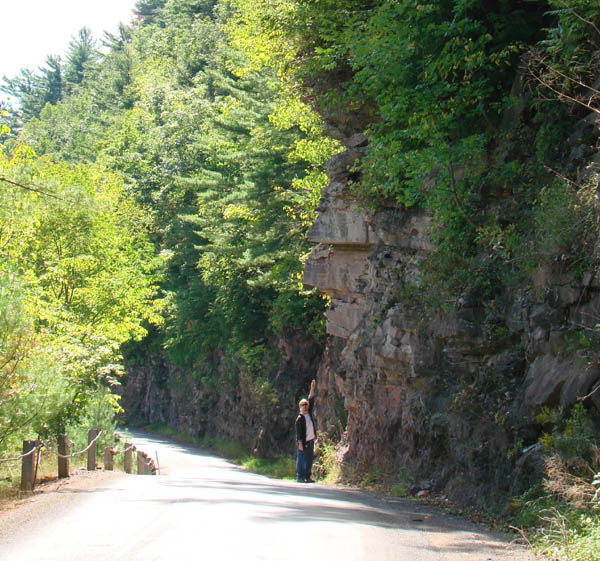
[0,442,44,464]
[0,433,151,477]
[0,433,140,460]
[56,430,103,458]
[116,442,136,455]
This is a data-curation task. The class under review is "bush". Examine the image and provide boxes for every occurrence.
[242,456,296,479]
[513,403,600,560]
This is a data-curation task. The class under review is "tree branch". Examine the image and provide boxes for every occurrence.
[543,165,587,190]
[528,58,600,116]
[556,0,600,39]
[578,381,600,402]
[545,64,600,97]
[0,176,67,201]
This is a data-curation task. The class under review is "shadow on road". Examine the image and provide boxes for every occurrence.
[120,429,532,560]
[137,474,520,551]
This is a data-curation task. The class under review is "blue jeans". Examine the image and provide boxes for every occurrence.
[296,439,314,481]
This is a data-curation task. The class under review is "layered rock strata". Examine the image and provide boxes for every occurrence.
[303,123,600,505]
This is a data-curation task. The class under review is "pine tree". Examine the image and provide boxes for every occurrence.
[1,55,63,125]
[134,0,168,25]
[64,28,99,93]
[39,55,63,106]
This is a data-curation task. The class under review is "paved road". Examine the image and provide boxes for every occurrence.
[0,431,536,561]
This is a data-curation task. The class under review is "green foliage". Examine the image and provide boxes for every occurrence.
[229,0,544,198]
[1,27,101,130]
[63,27,100,93]
[226,0,559,305]
[172,60,333,358]
[1,58,63,126]
[241,455,296,479]
[1,0,333,447]
[535,0,600,111]
[134,0,168,25]
[516,499,600,561]
[0,145,162,453]
[537,404,598,465]
[200,435,247,458]
[225,0,600,318]
[313,437,340,483]
[144,422,203,446]
[530,179,597,273]
[66,386,124,458]
[21,90,107,163]
[510,402,600,561]
[96,7,335,370]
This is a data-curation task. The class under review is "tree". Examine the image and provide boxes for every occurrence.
[0,144,164,446]
[3,0,334,432]
[38,55,63,106]
[22,91,105,162]
[0,55,63,132]
[64,27,100,92]
[134,0,168,25]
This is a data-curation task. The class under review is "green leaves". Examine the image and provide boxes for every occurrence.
[0,149,162,448]
[229,0,593,306]
[174,63,333,357]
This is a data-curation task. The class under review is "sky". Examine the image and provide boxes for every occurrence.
[1,0,138,87]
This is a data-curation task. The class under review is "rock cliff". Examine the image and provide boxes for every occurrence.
[121,328,323,457]
[118,77,600,509]
[303,119,600,506]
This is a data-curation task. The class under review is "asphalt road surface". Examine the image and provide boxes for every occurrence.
[0,431,538,561]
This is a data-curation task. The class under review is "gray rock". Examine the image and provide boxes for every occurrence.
[522,354,600,415]
[529,303,563,329]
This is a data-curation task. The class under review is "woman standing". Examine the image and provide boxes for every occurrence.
[295,379,316,483]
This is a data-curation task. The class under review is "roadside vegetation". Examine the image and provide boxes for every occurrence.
[142,422,297,479]
[510,405,600,560]
[0,132,162,465]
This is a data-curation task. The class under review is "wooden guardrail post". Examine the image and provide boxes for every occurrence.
[124,443,133,474]
[136,450,156,475]
[87,429,100,471]
[20,440,36,491]
[137,450,145,474]
[58,434,70,478]
[103,447,118,470]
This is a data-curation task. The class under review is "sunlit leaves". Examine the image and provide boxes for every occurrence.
[0,147,163,448]
[4,0,335,393]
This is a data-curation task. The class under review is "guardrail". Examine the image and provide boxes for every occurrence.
[0,429,157,491]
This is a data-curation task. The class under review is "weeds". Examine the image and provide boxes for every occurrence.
[241,456,296,480]
[313,437,341,483]
[144,423,201,447]
[511,404,600,561]
[0,446,89,507]
[534,507,600,561]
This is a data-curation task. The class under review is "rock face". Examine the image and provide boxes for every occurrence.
[303,125,600,506]
[121,328,323,457]
[120,104,600,509]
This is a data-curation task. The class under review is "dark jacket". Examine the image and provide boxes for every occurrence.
[295,395,315,446]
